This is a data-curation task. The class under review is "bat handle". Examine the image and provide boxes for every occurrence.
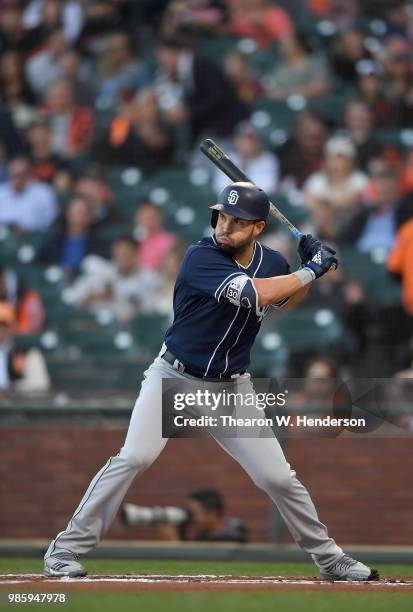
[292,228,303,240]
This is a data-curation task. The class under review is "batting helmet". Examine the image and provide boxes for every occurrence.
[210,182,270,228]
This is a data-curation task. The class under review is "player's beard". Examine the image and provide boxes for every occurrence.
[216,231,254,258]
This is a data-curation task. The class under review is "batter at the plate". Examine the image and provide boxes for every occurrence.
[44,181,378,582]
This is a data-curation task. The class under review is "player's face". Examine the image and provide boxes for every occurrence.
[215,211,264,255]
[187,500,209,528]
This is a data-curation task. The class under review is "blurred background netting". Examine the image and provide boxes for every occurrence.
[1,0,413,402]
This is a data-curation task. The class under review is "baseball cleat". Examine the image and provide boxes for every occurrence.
[320,554,379,581]
[44,552,87,577]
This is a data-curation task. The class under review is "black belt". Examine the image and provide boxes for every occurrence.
[161,349,245,380]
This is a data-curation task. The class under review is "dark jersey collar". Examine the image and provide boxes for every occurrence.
[210,234,263,277]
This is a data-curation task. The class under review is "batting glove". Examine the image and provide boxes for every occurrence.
[297,234,322,264]
[303,245,338,279]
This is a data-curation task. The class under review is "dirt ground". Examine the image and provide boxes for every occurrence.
[1,574,413,592]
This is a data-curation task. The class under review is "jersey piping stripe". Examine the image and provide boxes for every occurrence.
[217,273,248,303]
[214,272,242,301]
[253,242,263,278]
[204,306,241,377]
[220,243,263,374]
[221,309,251,375]
[250,281,261,316]
[50,454,116,556]
[234,242,256,270]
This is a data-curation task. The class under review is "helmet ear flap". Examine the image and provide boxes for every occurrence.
[211,210,219,229]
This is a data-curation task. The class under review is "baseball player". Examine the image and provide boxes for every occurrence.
[44,182,378,581]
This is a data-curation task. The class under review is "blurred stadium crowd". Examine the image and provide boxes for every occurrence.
[1,0,413,398]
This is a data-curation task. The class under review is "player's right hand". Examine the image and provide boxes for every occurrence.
[303,245,338,279]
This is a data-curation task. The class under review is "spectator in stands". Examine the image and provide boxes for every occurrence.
[388,217,413,317]
[57,49,96,106]
[69,235,160,324]
[0,50,36,110]
[381,1,411,39]
[152,243,186,317]
[0,301,16,396]
[25,28,68,99]
[344,99,383,171]
[265,32,331,100]
[224,49,262,105]
[278,110,327,188]
[161,0,229,37]
[74,174,118,229]
[0,108,25,157]
[96,32,148,108]
[260,230,294,263]
[156,36,249,142]
[0,0,29,55]
[38,194,106,277]
[288,355,361,433]
[301,197,338,242]
[301,356,340,405]
[304,136,368,225]
[304,267,372,356]
[0,301,50,395]
[77,1,133,56]
[26,118,68,184]
[213,121,279,195]
[355,60,395,127]
[22,0,84,43]
[134,202,176,271]
[44,78,93,158]
[0,267,45,334]
[0,140,7,183]
[338,161,400,254]
[330,25,371,84]
[308,0,358,28]
[0,155,57,232]
[93,87,175,172]
[227,0,293,49]
[52,166,75,200]
[382,37,413,127]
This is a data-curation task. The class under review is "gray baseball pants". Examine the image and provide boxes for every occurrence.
[45,351,343,568]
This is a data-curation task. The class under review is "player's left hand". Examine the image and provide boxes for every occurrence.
[297,234,322,264]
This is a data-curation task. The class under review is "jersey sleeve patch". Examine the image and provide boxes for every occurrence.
[222,275,258,310]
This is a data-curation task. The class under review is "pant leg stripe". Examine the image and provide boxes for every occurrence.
[51,454,117,555]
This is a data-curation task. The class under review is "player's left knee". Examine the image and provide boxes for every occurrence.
[253,470,293,494]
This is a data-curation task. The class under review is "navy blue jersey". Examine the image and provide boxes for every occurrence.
[164,235,290,377]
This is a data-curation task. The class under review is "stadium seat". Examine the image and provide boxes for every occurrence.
[130,313,170,356]
[339,248,401,306]
[199,36,240,65]
[262,307,343,352]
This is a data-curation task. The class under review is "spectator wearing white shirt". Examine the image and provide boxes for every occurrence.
[213,122,279,196]
[0,155,57,233]
[70,235,160,325]
[25,28,68,99]
[22,0,84,44]
[304,136,368,227]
